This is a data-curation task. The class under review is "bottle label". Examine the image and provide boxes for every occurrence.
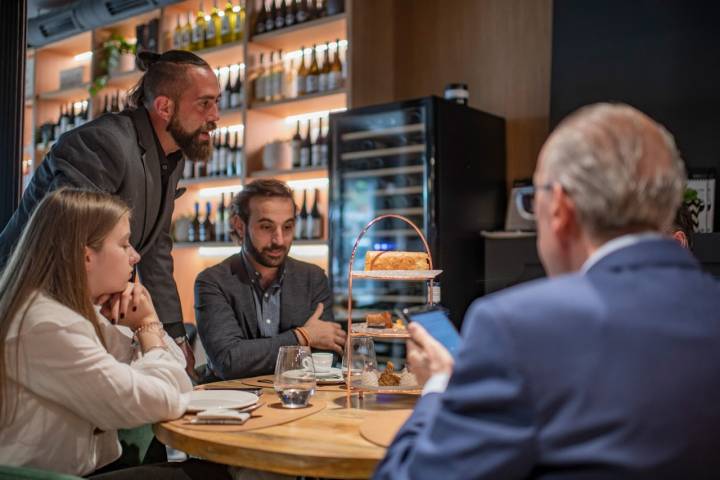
[294,219,304,239]
[234,15,243,33]
[311,145,321,166]
[320,144,328,166]
[255,77,265,101]
[206,22,216,40]
[272,72,283,98]
[328,71,342,91]
[173,31,182,49]
[220,93,230,110]
[182,31,191,48]
[265,19,274,31]
[230,92,241,109]
[304,217,314,240]
[275,16,285,29]
[192,26,202,43]
[234,151,243,176]
[311,217,322,239]
[183,160,194,179]
[306,75,318,94]
[318,73,327,92]
[221,17,231,36]
[296,75,306,95]
[291,141,302,167]
[300,148,310,167]
[297,11,308,23]
[285,13,295,26]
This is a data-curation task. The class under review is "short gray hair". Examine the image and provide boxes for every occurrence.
[541,103,686,240]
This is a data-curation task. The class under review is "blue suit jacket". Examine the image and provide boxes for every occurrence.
[375,239,720,480]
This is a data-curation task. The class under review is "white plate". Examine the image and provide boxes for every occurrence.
[186,390,259,412]
[314,367,342,378]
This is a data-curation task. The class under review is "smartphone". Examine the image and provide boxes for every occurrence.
[400,306,461,358]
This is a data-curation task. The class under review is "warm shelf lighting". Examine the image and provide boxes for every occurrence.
[287,177,329,190]
[198,244,328,258]
[285,108,346,125]
[74,51,92,62]
[198,185,244,198]
[285,40,349,61]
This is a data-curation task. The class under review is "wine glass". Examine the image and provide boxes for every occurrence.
[342,337,377,383]
[274,346,316,408]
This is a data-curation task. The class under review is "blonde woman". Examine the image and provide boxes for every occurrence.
[0,189,200,477]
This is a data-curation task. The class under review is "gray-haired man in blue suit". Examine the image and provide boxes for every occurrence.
[375,103,720,479]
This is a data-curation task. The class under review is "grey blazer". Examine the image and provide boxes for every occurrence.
[0,107,185,337]
[195,254,334,379]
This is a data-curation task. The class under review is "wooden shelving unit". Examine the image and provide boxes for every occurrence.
[24,1,349,324]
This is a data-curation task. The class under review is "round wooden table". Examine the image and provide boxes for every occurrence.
[154,380,417,479]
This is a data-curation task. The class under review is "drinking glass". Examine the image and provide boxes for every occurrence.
[342,337,377,380]
[274,346,316,408]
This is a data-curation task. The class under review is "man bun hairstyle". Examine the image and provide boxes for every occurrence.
[127,50,211,110]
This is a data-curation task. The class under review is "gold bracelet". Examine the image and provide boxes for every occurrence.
[133,322,165,342]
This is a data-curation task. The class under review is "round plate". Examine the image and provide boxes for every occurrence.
[186,390,259,412]
[314,367,342,378]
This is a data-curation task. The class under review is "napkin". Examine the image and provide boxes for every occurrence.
[190,408,251,425]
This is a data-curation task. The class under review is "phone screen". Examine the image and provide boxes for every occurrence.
[408,309,461,358]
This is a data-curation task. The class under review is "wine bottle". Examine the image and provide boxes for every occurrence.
[254,53,265,102]
[190,202,201,242]
[233,0,245,41]
[296,0,309,23]
[305,44,320,94]
[275,0,286,29]
[309,188,323,239]
[193,1,207,50]
[67,103,76,131]
[306,0,316,20]
[285,0,297,27]
[296,46,307,96]
[206,0,222,47]
[255,0,267,34]
[223,192,232,242]
[230,67,243,108]
[215,192,226,241]
[311,118,321,167]
[328,39,343,90]
[315,0,325,17]
[272,50,284,100]
[233,131,243,176]
[300,120,311,167]
[220,66,232,110]
[173,15,183,49]
[319,118,328,166]
[199,201,214,242]
[296,190,308,239]
[183,157,194,179]
[221,0,235,44]
[265,51,275,101]
[318,42,330,92]
[183,12,193,50]
[265,0,276,32]
[219,130,230,175]
[291,120,302,168]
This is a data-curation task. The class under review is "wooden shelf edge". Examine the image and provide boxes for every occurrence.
[249,88,346,113]
[178,175,243,187]
[250,166,328,178]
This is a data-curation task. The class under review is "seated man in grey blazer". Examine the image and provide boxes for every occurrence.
[195,179,346,379]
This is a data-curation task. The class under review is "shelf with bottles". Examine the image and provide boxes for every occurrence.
[180,126,245,182]
[215,64,245,122]
[250,165,327,180]
[34,99,92,151]
[163,0,247,55]
[250,0,344,42]
[251,11,346,51]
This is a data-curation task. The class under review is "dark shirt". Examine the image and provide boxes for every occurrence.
[150,121,182,213]
[240,251,285,337]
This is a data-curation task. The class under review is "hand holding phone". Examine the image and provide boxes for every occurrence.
[401,306,461,358]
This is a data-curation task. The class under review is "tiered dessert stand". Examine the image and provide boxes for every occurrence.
[345,214,442,399]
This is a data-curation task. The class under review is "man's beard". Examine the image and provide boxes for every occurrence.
[243,229,289,268]
[167,112,216,162]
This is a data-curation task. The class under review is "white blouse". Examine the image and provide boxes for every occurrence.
[0,292,192,476]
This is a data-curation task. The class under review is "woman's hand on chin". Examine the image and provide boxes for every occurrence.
[100,282,158,329]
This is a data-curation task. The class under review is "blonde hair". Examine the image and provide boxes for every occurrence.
[0,188,130,426]
[542,103,686,240]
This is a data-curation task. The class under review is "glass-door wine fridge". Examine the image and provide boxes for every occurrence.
[329,96,506,361]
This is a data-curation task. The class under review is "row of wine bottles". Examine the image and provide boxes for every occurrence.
[37,100,91,146]
[254,0,344,36]
[251,40,345,103]
[179,188,324,243]
[216,64,244,110]
[172,1,246,52]
[182,130,244,179]
[101,91,128,114]
[291,117,328,168]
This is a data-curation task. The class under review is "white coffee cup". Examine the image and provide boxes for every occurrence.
[311,353,333,373]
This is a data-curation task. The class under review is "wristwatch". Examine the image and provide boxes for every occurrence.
[174,335,189,346]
